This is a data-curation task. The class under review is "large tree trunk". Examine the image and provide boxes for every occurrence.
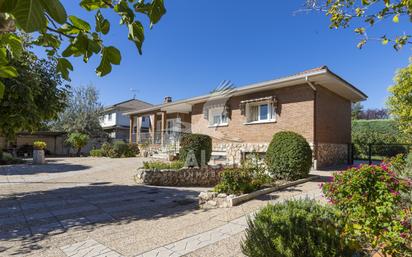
[77,148,81,157]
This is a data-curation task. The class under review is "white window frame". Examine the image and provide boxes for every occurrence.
[208,107,229,127]
[245,102,276,124]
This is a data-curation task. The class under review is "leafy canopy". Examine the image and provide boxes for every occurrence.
[0,0,166,98]
[305,0,411,50]
[0,47,68,140]
[387,59,412,137]
[50,84,105,137]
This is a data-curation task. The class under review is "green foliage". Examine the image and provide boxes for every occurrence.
[213,166,270,195]
[143,160,185,170]
[214,168,256,195]
[179,134,212,167]
[384,153,412,207]
[265,131,312,180]
[322,165,412,256]
[388,60,412,137]
[241,199,361,257]
[66,132,90,156]
[351,102,363,120]
[101,142,113,157]
[51,85,104,137]
[33,141,47,150]
[97,141,139,158]
[89,149,103,157]
[0,49,68,140]
[0,0,166,87]
[352,119,408,158]
[309,0,411,50]
[0,152,25,165]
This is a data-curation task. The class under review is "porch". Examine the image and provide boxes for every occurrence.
[128,102,192,152]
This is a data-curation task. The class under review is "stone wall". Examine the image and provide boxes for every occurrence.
[317,143,348,168]
[214,143,269,165]
[135,166,222,187]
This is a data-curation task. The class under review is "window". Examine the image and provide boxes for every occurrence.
[209,107,229,126]
[246,102,276,123]
[107,113,112,121]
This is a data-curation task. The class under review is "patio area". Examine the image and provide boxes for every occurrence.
[0,157,333,257]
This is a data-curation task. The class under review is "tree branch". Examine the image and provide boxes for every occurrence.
[46,27,75,39]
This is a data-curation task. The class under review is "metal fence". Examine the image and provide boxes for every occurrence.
[350,143,412,165]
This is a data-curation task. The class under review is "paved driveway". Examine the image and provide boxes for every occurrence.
[0,157,333,257]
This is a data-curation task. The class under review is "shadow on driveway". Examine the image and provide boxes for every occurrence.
[0,163,91,176]
[0,184,201,255]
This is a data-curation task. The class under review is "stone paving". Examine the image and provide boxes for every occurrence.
[0,157,336,257]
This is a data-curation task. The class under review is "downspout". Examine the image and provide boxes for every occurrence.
[306,76,318,170]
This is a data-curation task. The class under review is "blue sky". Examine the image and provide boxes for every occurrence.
[56,0,411,108]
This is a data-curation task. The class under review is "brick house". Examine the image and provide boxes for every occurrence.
[125,66,367,169]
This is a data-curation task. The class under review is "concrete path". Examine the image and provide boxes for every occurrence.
[0,157,335,257]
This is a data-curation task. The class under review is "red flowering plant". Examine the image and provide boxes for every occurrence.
[322,164,412,257]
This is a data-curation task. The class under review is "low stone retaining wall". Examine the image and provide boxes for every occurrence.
[135,166,222,187]
[199,175,319,208]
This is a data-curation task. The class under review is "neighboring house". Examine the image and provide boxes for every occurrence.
[100,99,153,141]
[124,67,367,169]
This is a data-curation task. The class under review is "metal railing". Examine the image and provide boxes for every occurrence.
[135,131,186,154]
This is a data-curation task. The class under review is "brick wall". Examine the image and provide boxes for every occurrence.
[191,84,315,145]
[315,85,351,144]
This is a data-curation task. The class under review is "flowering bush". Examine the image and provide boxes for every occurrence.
[33,141,47,150]
[322,164,412,257]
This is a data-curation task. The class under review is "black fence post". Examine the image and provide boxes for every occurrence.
[368,144,372,165]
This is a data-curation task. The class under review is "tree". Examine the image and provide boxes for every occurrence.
[66,132,90,156]
[351,102,364,120]
[0,0,166,99]
[305,0,411,50]
[359,108,389,120]
[0,48,68,140]
[51,85,105,137]
[387,60,412,137]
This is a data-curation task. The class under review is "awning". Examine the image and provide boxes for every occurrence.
[240,96,277,115]
[202,97,231,119]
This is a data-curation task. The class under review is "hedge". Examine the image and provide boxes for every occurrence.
[179,133,212,167]
[352,119,408,158]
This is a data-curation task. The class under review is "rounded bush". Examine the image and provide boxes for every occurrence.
[179,133,212,167]
[112,141,129,158]
[265,131,312,180]
[241,199,361,257]
[90,149,103,157]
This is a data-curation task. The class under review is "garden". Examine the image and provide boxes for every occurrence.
[241,153,412,257]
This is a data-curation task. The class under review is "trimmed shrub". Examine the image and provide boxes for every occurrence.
[265,131,312,180]
[33,141,47,150]
[111,141,130,158]
[179,134,212,167]
[143,160,185,170]
[90,149,103,157]
[323,164,412,256]
[241,199,361,257]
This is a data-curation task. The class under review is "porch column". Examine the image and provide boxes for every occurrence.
[129,115,134,143]
[160,111,166,146]
[135,116,140,144]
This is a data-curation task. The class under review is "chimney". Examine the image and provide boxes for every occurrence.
[164,96,172,103]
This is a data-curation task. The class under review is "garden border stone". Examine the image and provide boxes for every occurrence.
[199,175,319,208]
[135,166,223,187]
